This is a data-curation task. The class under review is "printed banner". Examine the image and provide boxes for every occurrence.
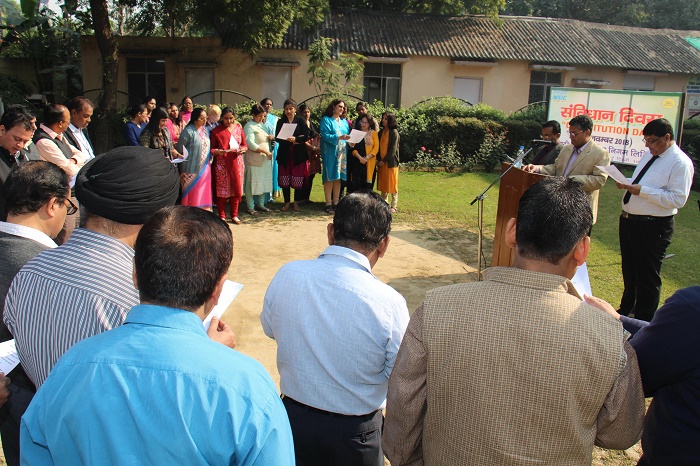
[548,88,683,165]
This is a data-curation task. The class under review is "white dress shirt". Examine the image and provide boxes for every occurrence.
[622,143,694,216]
[68,123,95,160]
[0,222,57,248]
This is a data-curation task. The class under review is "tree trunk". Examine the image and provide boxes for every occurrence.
[89,0,118,153]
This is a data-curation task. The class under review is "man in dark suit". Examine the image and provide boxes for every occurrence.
[531,120,563,165]
[64,97,95,161]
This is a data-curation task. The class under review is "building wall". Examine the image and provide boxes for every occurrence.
[0,58,40,93]
[80,36,696,116]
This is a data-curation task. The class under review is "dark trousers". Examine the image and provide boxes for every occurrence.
[282,397,384,466]
[0,383,36,466]
[299,173,315,201]
[619,214,674,321]
[282,187,303,204]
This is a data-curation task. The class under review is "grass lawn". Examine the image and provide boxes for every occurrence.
[396,169,699,310]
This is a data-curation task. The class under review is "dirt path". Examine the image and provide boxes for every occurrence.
[221,216,477,386]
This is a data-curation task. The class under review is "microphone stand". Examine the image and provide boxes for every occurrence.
[470,146,534,281]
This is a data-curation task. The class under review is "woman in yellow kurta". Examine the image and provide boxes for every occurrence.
[349,113,379,191]
[377,112,400,212]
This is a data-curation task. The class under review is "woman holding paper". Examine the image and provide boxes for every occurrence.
[320,99,351,214]
[175,108,212,210]
[243,104,274,216]
[210,106,247,224]
[275,99,310,212]
[348,113,379,192]
[377,112,400,212]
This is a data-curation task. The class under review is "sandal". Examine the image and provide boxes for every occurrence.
[231,217,241,225]
[293,202,300,212]
[281,203,290,212]
[246,209,258,216]
[324,205,334,214]
[390,207,397,213]
[256,205,271,212]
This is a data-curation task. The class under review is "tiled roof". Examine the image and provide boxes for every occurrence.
[264,9,700,74]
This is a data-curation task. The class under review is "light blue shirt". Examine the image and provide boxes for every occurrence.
[21,304,295,466]
[261,245,409,415]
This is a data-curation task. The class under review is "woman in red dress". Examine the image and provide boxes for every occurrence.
[210,107,248,224]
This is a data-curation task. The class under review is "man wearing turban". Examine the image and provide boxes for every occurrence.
[4,147,233,393]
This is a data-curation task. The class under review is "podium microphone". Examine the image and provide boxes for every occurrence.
[532,139,555,145]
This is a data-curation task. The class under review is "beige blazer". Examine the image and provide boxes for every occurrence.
[538,140,610,223]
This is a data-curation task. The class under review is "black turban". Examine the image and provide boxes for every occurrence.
[75,146,180,225]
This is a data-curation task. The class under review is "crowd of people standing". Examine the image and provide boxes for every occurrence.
[123,96,402,219]
[0,95,697,466]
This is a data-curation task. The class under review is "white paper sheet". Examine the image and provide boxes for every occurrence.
[203,280,244,331]
[0,340,20,375]
[348,129,367,144]
[597,165,629,185]
[228,134,239,152]
[171,145,189,164]
[276,123,297,140]
[571,262,593,298]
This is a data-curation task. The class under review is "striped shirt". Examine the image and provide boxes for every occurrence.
[3,228,138,387]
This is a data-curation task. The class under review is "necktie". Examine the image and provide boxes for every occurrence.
[623,155,659,204]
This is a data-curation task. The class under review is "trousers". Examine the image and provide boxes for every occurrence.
[618,214,674,321]
[282,396,384,466]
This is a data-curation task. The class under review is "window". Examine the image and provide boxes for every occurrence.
[127,58,166,106]
[453,77,482,104]
[262,66,291,105]
[623,74,655,91]
[528,71,562,104]
[185,67,215,105]
[363,63,401,107]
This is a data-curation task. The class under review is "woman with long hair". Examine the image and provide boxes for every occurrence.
[175,107,212,210]
[139,107,182,160]
[319,99,351,213]
[298,103,320,203]
[377,112,400,212]
[275,99,310,212]
[348,113,379,192]
[243,104,274,216]
[210,107,248,224]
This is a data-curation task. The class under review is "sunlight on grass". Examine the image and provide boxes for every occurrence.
[398,170,700,306]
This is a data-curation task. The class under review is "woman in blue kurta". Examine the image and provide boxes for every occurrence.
[320,99,351,213]
[262,98,280,202]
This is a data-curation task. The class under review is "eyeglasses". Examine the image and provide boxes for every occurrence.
[643,136,664,146]
[64,198,78,215]
[569,130,584,137]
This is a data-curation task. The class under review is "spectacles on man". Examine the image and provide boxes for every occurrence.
[643,135,665,146]
[569,130,585,138]
[64,198,78,215]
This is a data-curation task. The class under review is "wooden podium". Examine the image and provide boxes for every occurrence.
[492,163,547,267]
